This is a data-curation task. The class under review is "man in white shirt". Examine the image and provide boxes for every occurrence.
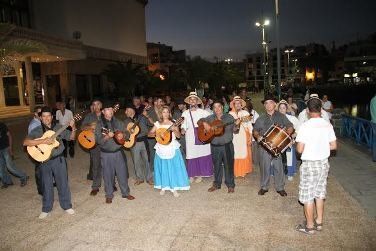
[298,94,330,124]
[295,97,337,235]
[56,102,75,158]
[322,95,333,120]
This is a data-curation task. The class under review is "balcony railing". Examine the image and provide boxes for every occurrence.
[341,114,374,149]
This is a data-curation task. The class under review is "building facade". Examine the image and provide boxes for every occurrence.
[0,0,148,113]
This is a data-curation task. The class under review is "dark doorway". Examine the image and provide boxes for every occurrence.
[2,76,20,106]
[46,75,61,106]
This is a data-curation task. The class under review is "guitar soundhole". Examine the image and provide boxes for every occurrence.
[35,145,44,155]
[84,135,92,142]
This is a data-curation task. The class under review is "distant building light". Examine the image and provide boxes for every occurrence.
[159,74,165,80]
[352,73,358,77]
[305,69,315,81]
[344,74,350,78]
[362,61,367,65]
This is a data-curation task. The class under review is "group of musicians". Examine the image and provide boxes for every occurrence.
[21,91,337,235]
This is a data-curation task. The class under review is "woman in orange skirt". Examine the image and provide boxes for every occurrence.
[229,96,253,177]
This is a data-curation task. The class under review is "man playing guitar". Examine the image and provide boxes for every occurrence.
[124,105,153,186]
[95,102,135,204]
[198,101,240,193]
[23,106,76,219]
[80,99,103,196]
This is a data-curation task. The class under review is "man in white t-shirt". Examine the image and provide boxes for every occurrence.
[322,95,333,120]
[56,102,75,158]
[295,97,337,235]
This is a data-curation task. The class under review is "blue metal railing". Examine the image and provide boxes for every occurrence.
[341,114,374,149]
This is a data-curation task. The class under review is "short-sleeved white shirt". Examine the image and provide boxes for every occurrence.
[298,108,330,124]
[322,101,333,119]
[296,118,336,161]
[56,109,73,126]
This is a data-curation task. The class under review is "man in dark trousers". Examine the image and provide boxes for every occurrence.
[95,102,135,204]
[124,105,153,185]
[199,101,240,193]
[253,94,294,197]
[23,106,75,219]
[81,99,103,195]
[0,122,28,188]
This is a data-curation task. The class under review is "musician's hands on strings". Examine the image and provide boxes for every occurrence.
[202,121,211,132]
[43,137,55,145]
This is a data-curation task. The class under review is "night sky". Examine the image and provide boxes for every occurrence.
[146,0,376,60]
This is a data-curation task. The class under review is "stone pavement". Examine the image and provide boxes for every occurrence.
[0,119,375,250]
[330,138,376,218]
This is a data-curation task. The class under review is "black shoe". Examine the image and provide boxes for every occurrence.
[20,176,29,187]
[258,189,268,195]
[277,190,287,196]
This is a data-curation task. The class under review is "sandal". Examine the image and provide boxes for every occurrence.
[315,220,323,231]
[296,223,315,235]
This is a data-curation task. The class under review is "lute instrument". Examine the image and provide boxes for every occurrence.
[78,103,120,149]
[198,115,252,143]
[155,117,184,145]
[27,111,85,162]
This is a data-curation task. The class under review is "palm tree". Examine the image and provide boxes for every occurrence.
[0,23,47,74]
[102,60,144,98]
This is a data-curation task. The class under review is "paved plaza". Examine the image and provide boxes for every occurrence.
[0,120,375,250]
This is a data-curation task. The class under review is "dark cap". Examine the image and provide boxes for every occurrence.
[102,101,116,109]
[261,94,278,104]
[175,98,185,105]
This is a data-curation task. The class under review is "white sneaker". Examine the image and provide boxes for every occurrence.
[287,176,294,181]
[160,190,165,196]
[189,177,194,184]
[38,212,49,219]
[172,190,180,197]
[65,208,75,215]
[195,177,203,183]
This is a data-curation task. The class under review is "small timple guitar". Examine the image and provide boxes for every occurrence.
[78,103,120,149]
[198,115,253,143]
[155,117,184,145]
[123,119,141,148]
[27,111,85,162]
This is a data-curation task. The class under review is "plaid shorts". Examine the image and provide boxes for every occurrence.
[299,159,330,204]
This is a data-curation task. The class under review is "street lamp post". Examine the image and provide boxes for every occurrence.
[284,49,294,83]
[255,19,270,95]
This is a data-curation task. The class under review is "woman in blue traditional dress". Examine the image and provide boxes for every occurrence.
[148,106,190,197]
[278,100,300,181]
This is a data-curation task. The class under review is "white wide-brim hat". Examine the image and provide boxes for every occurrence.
[230,96,246,109]
[184,92,202,104]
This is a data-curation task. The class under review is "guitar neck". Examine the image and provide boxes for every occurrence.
[51,123,70,140]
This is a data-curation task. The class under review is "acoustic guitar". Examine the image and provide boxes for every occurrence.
[155,117,184,145]
[78,103,120,149]
[198,115,252,143]
[27,111,85,162]
[123,119,141,148]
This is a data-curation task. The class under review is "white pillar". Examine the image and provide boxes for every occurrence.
[15,61,25,106]
[25,56,34,112]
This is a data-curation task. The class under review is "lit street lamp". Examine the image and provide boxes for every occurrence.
[284,49,294,82]
[255,19,270,94]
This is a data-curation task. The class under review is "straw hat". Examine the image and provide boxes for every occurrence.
[184,92,202,104]
[230,96,246,109]
[277,99,289,109]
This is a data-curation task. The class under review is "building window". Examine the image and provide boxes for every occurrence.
[0,0,30,27]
